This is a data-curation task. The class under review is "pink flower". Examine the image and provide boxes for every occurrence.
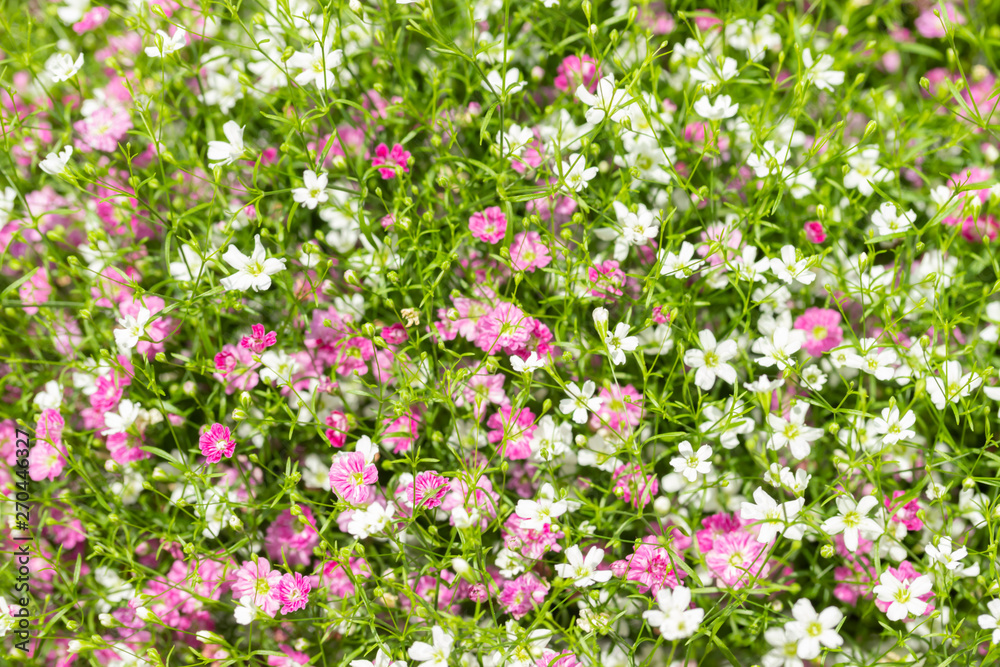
[462,370,508,420]
[397,470,450,510]
[554,55,600,94]
[486,405,537,460]
[19,269,52,315]
[240,323,277,353]
[915,3,965,39]
[324,410,349,448]
[498,572,549,619]
[469,206,508,243]
[275,572,311,614]
[804,220,826,243]
[612,463,658,509]
[329,451,378,504]
[475,302,533,353]
[199,423,236,464]
[73,106,133,153]
[510,232,552,272]
[705,531,770,588]
[232,557,283,617]
[371,143,411,179]
[793,307,844,357]
[72,6,110,34]
[265,507,320,568]
[625,540,686,595]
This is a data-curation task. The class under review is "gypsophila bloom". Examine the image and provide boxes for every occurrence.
[220,234,287,292]
[408,626,453,667]
[292,170,330,209]
[821,495,883,552]
[560,380,602,424]
[642,586,704,640]
[979,600,1000,644]
[45,52,83,81]
[604,322,638,365]
[684,329,738,390]
[199,423,237,463]
[670,440,712,482]
[39,146,73,176]
[873,571,932,621]
[785,599,844,659]
[555,545,612,587]
[207,121,246,168]
[145,28,186,58]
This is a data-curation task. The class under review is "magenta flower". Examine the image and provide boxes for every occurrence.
[329,451,378,504]
[275,572,311,614]
[371,143,411,179]
[804,220,826,243]
[469,206,508,243]
[498,572,549,619]
[199,423,236,464]
[793,307,843,357]
[240,323,278,353]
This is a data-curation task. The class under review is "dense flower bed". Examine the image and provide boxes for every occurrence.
[2,0,1000,665]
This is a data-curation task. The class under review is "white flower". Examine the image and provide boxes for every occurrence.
[576,74,633,124]
[352,648,408,667]
[872,572,931,621]
[561,153,598,192]
[683,329,738,391]
[559,380,602,424]
[669,440,712,483]
[641,586,704,640]
[169,245,205,282]
[841,338,898,381]
[688,55,738,93]
[739,487,805,544]
[515,483,569,530]
[347,502,396,539]
[605,322,638,365]
[145,29,187,58]
[978,599,1000,644]
[292,169,330,210]
[925,536,969,572]
[555,545,612,587]
[33,380,63,411]
[871,202,915,236]
[926,360,982,410]
[844,147,890,196]
[769,245,815,286]
[40,146,73,176]
[234,596,258,625]
[659,241,703,278]
[408,626,454,667]
[114,307,152,353]
[744,374,783,393]
[207,121,246,168]
[820,495,883,552]
[45,52,84,82]
[763,625,803,667]
[220,234,287,292]
[483,68,526,98]
[102,399,142,436]
[0,598,16,637]
[751,326,804,370]
[766,403,823,459]
[612,201,658,252]
[56,0,90,24]
[287,42,344,89]
[871,405,915,446]
[784,599,844,660]
[801,48,844,91]
[693,94,739,120]
[511,352,545,374]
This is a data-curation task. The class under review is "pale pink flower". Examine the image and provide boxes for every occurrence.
[232,557,283,617]
[329,451,378,504]
[510,231,552,272]
[469,206,508,243]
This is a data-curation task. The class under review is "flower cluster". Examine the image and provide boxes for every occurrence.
[3,1,1000,666]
